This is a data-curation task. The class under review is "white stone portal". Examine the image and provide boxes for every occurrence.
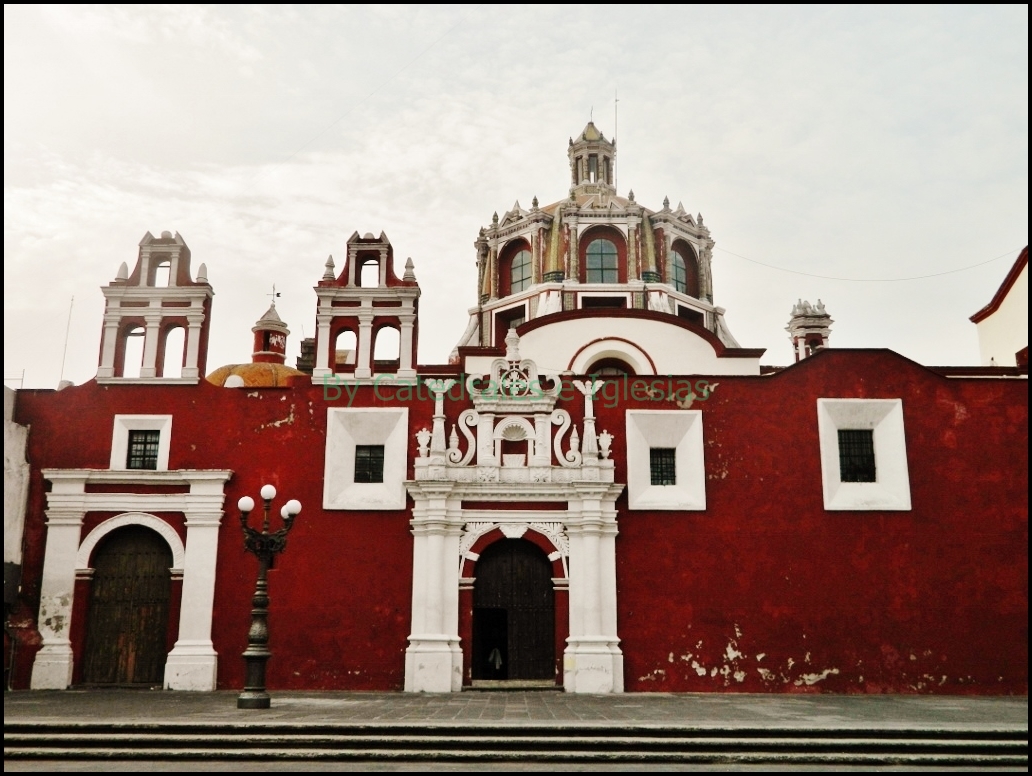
[30,469,231,691]
[404,337,624,693]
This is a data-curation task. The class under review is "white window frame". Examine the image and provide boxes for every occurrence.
[817,399,911,511]
[110,415,173,471]
[324,407,408,510]
[625,409,705,510]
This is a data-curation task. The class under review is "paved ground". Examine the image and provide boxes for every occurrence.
[4,689,1027,730]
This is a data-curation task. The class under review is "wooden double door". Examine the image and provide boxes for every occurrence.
[82,526,172,685]
[472,539,555,681]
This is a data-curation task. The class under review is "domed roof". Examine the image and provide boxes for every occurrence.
[206,362,305,388]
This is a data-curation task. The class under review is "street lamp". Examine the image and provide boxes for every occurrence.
[236,483,301,710]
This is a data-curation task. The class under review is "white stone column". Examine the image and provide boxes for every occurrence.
[563,483,624,693]
[181,311,204,380]
[476,412,496,466]
[355,308,374,379]
[312,310,333,379]
[30,476,87,689]
[398,311,416,379]
[97,315,119,378]
[404,483,462,692]
[163,501,223,691]
[140,311,162,379]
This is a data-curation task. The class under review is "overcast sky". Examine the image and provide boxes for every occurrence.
[5,5,1028,388]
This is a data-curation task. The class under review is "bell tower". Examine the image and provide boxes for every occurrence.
[96,231,213,383]
[786,299,833,362]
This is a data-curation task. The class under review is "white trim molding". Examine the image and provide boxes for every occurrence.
[817,399,912,511]
[110,415,173,470]
[30,468,231,691]
[324,408,409,510]
[625,410,706,510]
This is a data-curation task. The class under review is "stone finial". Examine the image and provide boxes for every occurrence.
[161,230,173,239]
[697,213,705,226]
[116,261,129,281]
[663,196,670,210]
[323,255,335,281]
[492,211,499,225]
[504,327,521,362]
[531,195,539,209]
[628,189,635,203]
[196,263,208,283]
[404,257,416,281]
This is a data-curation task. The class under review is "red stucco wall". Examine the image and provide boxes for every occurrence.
[9,349,1028,693]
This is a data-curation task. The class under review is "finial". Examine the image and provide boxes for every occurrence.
[663,196,670,210]
[116,261,129,281]
[531,195,539,209]
[504,327,521,362]
[697,213,705,226]
[628,189,635,203]
[492,211,499,225]
[404,257,416,281]
[161,230,173,239]
[323,255,335,281]
[196,262,208,283]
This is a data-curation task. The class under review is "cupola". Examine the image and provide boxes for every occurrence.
[568,121,616,194]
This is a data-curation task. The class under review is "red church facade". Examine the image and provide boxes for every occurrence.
[4,124,1027,695]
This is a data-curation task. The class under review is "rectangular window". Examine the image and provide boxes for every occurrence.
[354,445,385,484]
[838,429,876,482]
[649,448,677,486]
[126,430,161,470]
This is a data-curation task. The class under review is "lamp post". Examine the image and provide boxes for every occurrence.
[236,484,301,710]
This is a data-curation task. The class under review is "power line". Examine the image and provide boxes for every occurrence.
[714,246,1022,282]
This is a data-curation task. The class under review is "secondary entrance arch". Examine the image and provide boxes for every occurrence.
[472,538,555,682]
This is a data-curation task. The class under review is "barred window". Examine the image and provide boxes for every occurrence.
[650,448,677,486]
[354,445,385,484]
[126,430,160,470]
[838,429,876,483]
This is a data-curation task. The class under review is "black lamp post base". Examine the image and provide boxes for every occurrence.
[237,691,271,709]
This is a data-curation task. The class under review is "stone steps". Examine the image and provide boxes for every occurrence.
[5,722,1027,765]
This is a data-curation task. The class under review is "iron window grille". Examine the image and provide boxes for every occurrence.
[126,430,161,470]
[838,429,876,482]
[354,445,386,484]
[650,448,677,486]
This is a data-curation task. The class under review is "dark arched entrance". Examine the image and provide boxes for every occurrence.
[82,525,173,685]
[472,538,555,681]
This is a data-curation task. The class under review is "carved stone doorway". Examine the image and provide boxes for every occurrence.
[82,525,172,685]
[472,539,555,682]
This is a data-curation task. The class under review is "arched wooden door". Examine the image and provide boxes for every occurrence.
[472,538,554,681]
[82,525,173,685]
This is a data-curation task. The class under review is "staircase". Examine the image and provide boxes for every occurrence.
[5,720,1027,766]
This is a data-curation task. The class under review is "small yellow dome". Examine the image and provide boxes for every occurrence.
[206,362,305,388]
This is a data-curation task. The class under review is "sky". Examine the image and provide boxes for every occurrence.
[4,5,1028,388]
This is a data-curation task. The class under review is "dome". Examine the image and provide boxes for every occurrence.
[206,362,305,388]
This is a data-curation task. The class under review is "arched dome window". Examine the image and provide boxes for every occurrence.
[586,239,619,284]
[588,357,636,377]
[671,242,700,298]
[510,249,532,294]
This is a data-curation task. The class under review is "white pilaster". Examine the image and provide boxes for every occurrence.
[30,480,86,689]
[563,483,623,693]
[398,312,416,378]
[404,483,462,692]
[164,500,223,691]
[98,318,119,378]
